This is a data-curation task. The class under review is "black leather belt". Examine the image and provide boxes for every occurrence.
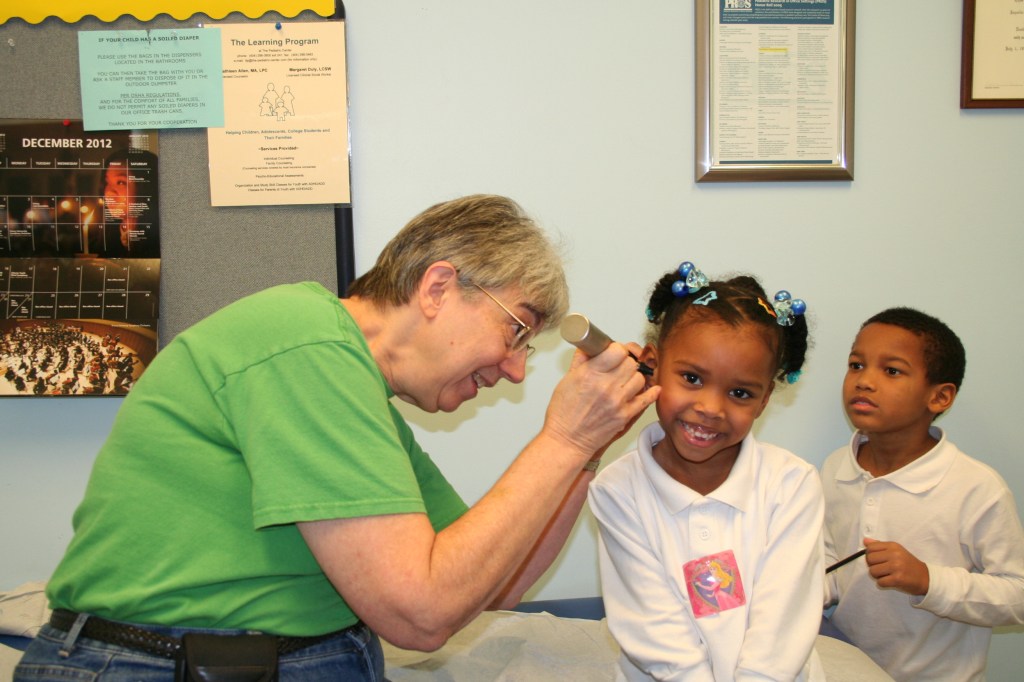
[49,609,357,660]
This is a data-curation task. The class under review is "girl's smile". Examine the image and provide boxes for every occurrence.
[680,420,724,446]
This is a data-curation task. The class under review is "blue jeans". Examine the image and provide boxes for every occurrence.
[14,620,386,681]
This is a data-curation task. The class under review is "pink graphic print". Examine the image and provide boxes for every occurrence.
[683,550,746,618]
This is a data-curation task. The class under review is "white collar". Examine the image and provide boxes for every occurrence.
[637,422,755,515]
[836,426,957,494]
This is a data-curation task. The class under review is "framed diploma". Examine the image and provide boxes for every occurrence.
[696,0,856,182]
[961,0,1024,108]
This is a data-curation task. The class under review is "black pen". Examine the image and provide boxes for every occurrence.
[826,548,867,574]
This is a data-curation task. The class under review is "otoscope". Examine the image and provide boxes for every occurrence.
[560,313,653,376]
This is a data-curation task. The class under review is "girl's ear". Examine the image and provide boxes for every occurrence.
[639,343,658,386]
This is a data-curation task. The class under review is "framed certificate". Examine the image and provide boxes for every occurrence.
[696,0,856,182]
[961,0,1024,108]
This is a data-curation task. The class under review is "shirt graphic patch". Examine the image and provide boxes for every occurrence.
[683,549,746,618]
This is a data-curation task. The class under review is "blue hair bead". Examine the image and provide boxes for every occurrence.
[771,289,806,326]
[785,370,802,384]
[655,260,708,320]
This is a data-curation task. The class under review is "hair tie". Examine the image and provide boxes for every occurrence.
[771,290,807,327]
[646,260,710,323]
[672,261,708,297]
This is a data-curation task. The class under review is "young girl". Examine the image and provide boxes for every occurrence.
[589,262,825,681]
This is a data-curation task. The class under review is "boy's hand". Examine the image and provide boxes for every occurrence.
[863,537,930,596]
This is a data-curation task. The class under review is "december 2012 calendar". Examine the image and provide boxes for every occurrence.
[0,119,160,396]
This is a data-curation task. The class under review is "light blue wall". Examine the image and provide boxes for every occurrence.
[2,0,1021,677]
[3,398,119,584]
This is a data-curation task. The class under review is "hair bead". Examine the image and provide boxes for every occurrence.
[772,290,807,327]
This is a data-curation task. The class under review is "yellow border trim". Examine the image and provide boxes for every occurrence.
[3,1,335,25]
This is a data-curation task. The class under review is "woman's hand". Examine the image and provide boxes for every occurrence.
[542,342,660,461]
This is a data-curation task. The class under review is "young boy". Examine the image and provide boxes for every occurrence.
[822,307,1024,682]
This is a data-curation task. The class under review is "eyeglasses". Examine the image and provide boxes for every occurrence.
[471,284,536,357]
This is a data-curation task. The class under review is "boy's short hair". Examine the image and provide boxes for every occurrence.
[862,307,966,391]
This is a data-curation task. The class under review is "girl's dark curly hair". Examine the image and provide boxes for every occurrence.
[644,269,810,384]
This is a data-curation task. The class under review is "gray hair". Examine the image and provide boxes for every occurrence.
[347,194,569,329]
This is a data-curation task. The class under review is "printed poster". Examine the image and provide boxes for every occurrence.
[713,0,841,164]
[0,119,160,396]
[207,21,350,206]
[78,28,224,131]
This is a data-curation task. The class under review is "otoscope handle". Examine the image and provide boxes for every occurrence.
[560,313,653,376]
[560,313,614,357]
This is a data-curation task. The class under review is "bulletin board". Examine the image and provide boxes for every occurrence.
[0,8,352,348]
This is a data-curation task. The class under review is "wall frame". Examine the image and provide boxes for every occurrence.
[695,0,855,182]
[960,0,1024,109]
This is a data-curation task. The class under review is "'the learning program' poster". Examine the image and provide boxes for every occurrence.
[0,119,160,396]
[207,21,350,207]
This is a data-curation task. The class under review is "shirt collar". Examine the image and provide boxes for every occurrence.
[837,426,955,493]
[637,422,754,514]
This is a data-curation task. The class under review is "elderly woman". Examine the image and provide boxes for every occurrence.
[16,195,658,681]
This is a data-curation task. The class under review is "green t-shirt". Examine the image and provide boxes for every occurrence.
[46,282,468,636]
